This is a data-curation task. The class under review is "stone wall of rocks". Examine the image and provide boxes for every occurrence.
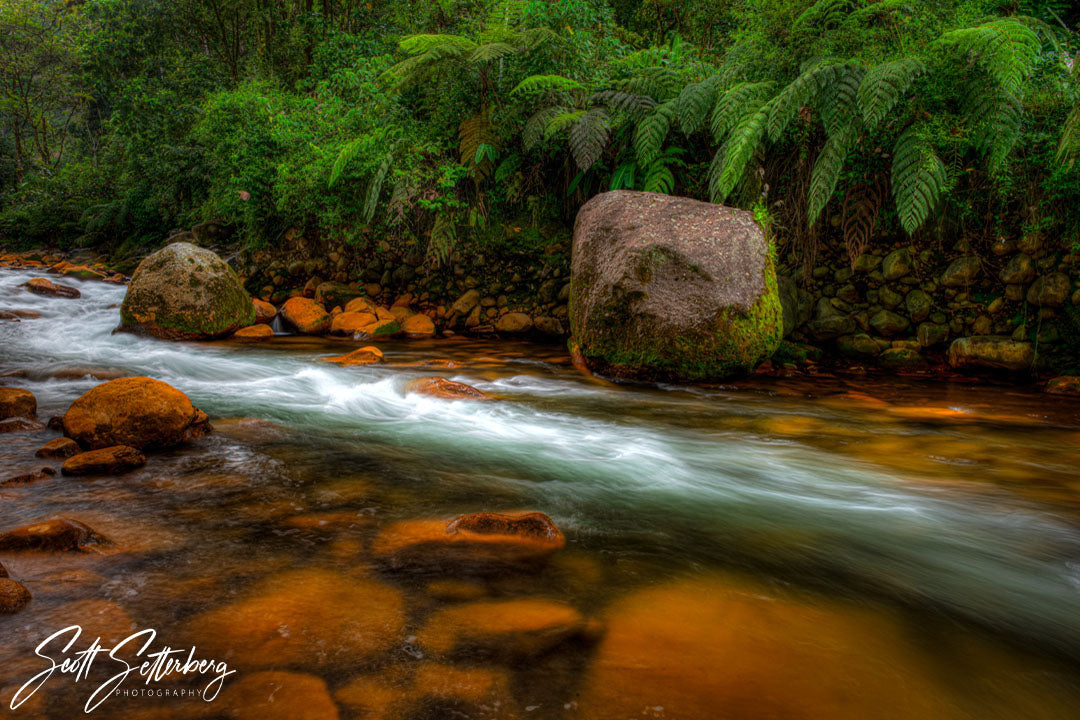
[233,228,573,338]
[778,233,1080,373]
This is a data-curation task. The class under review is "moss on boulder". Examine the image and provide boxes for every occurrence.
[120,242,254,340]
[569,191,782,381]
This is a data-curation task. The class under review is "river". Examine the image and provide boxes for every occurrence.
[1,267,1080,719]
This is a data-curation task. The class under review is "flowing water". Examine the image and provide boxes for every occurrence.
[2,267,1080,719]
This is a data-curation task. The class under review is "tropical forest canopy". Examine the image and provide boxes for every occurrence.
[2,0,1079,268]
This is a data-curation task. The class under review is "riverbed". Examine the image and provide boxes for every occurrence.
[2,267,1080,719]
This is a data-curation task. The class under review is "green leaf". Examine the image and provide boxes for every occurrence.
[891,128,947,235]
[857,57,925,129]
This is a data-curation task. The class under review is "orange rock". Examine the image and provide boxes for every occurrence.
[22,277,80,298]
[280,296,331,334]
[61,445,146,476]
[402,313,436,338]
[0,417,45,433]
[406,376,487,400]
[495,312,533,333]
[187,568,405,670]
[372,511,565,570]
[375,306,395,322]
[417,598,588,659]
[409,663,515,718]
[252,298,277,324]
[233,324,273,342]
[344,296,379,315]
[1046,375,1080,396]
[63,376,212,450]
[59,265,106,280]
[321,346,384,366]
[0,387,36,419]
[333,672,404,719]
[219,671,339,720]
[389,305,413,322]
[1,467,56,487]
[0,579,32,614]
[330,311,378,335]
[0,518,110,552]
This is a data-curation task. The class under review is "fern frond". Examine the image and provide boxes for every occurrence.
[469,42,517,63]
[844,0,914,28]
[619,68,681,102]
[545,110,587,139]
[807,125,857,227]
[634,101,675,168]
[427,213,457,266]
[643,164,676,194]
[568,108,611,170]
[609,161,636,190]
[591,90,658,119]
[962,79,1022,171]
[711,82,775,141]
[362,153,392,224]
[675,76,719,135]
[459,113,499,180]
[938,19,1040,95]
[523,105,567,149]
[709,98,773,202]
[818,64,865,136]
[329,139,364,187]
[1058,103,1080,165]
[795,0,861,31]
[399,34,477,55]
[891,127,947,235]
[767,63,837,141]
[511,75,586,96]
[857,57,925,128]
[519,27,559,48]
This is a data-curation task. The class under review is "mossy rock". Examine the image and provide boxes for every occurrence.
[569,191,782,382]
[120,242,254,340]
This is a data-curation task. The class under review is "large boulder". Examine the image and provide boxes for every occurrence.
[0,388,36,420]
[120,242,254,340]
[570,191,782,381]
[947,336,1034,372]
[63,377,211,450]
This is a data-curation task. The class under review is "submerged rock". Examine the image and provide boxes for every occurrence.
[63,376,211,450]
[406,376,488,401]
[187,568,404,670]
[409,663,515,718]
[280,296,331,334]
[0,417,45,433]
[120,242,254,339]
[372,511,565,571]
[1,467,56,487]
[0,518,110,552]
[321,346,384,366]
[947,336,1034,372]
[252,297,277,324]
[417,598,589,659]
[570,190,782,381]
[0,388,36,419]
[22,277,80,298]
[0,579,32,614]
[62,445,146,476]
[1045,375,1080,396]
[219,671,339,720]
[233,324,274,342]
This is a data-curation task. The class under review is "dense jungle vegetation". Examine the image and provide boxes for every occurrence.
[2,0,1079,270]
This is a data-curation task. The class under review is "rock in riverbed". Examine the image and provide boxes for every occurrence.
[0,579,32,614]
[0,417,45,433]
[63,376,211,450]
[252,297,277,324]
[947,336,1034,373]
[321,346,384,366]
[280,296,331,334]
[372,511,565,570]
[35,437,80,459]
[0,518,110,552]
[22,277,80,298]
[120,242,254,339]
[233,324,274,342]
[570,191,782,381]
[417,598,589,659]
[218,671,339,720]
[62,445,146,476]
[0,388,36,419]
[406,377,487,400]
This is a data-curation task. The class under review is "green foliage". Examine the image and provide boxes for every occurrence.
[891,128,947,236]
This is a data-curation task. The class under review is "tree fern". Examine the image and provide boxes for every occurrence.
[843,0,915,28]
[568,108,611,170]
[709,98,773,203]
[710,82,775,141]
[468,41,517,63]
[795,0,861,31]
[329,139,364,187]
[427,213,457,266]
[857,57,925,129]
[523,106,567,149]
[807,125,857,227]
[398,34,476,55]
[634,101,675,168]
[544,109,586,140]
[1059,104,1080,166]
[939,19,1040,95]
[961,78,1022,171]
[891,127,947,235]
[591,89,658,119]
[767,63,838,141]
[818,64,865,136]
[642,148,687,194]
[459,113,498,179]
[619,68,682,102]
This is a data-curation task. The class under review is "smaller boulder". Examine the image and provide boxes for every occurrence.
[252,298,277,324]
[0,579,32,614]
[1,467,57,488]
[321,347,384,366]
[402,314,436,338]
[35,437,80,459]
[0,417,45,433]
[314,281,364,310]
[451,289,481,316]
[233,324,273,342]
[0,518,110,552]
[947,336,1034,372]
[940,256,981,287]
[1026,273,1070,308]
[881,248,914,281]
[868,310,910,337]
[23,278,80,298]
[280,297,331,335]
[329,311,377,335]
[344,296,379,315]
[62,446,146,476]
[495,312,533,333]
[406,377,487,401]
[0,388,36,419]
[1045,376,1080,396]
[417,598,588,659]
[878,348,927,370]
